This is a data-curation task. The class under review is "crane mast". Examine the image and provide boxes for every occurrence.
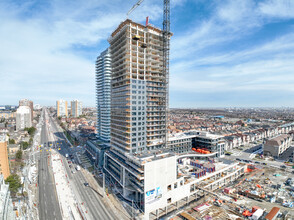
[163,0,170,148]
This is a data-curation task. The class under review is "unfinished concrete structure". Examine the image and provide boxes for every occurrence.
[104,18,169,214]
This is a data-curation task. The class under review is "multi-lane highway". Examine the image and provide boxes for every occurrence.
[45,108,116,220]
[38,109,62,220]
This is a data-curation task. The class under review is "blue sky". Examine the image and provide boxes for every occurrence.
[1,0,294,107]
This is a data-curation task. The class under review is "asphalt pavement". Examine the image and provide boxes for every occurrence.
[38,110,62,220]
[47,110,116,220]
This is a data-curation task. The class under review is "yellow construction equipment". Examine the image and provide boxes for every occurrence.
[132,35,140,40]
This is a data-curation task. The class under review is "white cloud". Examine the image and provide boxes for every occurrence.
[259,0,294,18]
[0,0,163,106]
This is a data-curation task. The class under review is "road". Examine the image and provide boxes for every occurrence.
[225,144,294,172]
[46,109,116,220]
[38,109,62,220]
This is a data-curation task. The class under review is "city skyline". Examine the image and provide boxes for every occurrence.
[1,0,294,107]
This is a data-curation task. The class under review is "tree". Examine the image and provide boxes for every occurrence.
[20,141,29,150]
[24,127,36,136]
[29,137,33,144]
[9,139,15,144]
[15,150,23,161]
[5,174,22,196]
[58,116,62,121]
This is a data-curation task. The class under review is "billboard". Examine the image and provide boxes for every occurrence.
[145,187,162,204]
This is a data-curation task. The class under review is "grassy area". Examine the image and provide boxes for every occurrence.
[63,131,75,146]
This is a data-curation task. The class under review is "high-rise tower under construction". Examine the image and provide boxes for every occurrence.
[104,19,170,212]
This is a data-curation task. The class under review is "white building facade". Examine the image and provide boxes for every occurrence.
[96,48,111,142]
[71,100,82,118]
[16,106,32,130]
[0,174,15,220]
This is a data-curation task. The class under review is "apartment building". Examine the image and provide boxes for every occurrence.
[16,106,32,130]
[96,48,112,142]
[109,19,167,154]
[264,134,292,158]
[56,99,68,117]
[104,19,168,212]
[0,135,10,179]
[0,174,15,220]
[19,99,33,122]
[71,100,82,117]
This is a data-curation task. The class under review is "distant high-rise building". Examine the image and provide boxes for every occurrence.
[56,100,68,117]
[0,135,10,179]
[19,99,33,122]
[96,48,111,142]
[16,106,32,130]
[71,100,82,118]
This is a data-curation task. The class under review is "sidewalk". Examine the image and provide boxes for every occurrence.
[51,150,82,220]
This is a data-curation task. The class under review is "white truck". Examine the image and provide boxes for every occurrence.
[76,165,81,171]
[65,154,69,158]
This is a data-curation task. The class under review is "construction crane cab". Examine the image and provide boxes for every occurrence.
[132,35,140,40]
[140,43,147,48]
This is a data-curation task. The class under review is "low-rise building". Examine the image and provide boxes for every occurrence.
[85,139,110,170]
[0,135,10,179]
[0,111,15,119]
[189,131,225,157]
[264,134,292,158]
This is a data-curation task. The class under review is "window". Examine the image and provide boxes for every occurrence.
[174,182,178,189]
[132,101,136,104]
[167,185,171,191]
[167,198,171,203]
[132,85,136,89]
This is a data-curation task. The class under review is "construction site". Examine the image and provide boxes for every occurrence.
[169,163,294,220]
[98,1,294,220]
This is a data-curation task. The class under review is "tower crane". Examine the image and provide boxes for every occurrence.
[127,0,145,17]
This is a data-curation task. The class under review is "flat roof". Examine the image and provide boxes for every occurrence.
[0,134,6,142]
